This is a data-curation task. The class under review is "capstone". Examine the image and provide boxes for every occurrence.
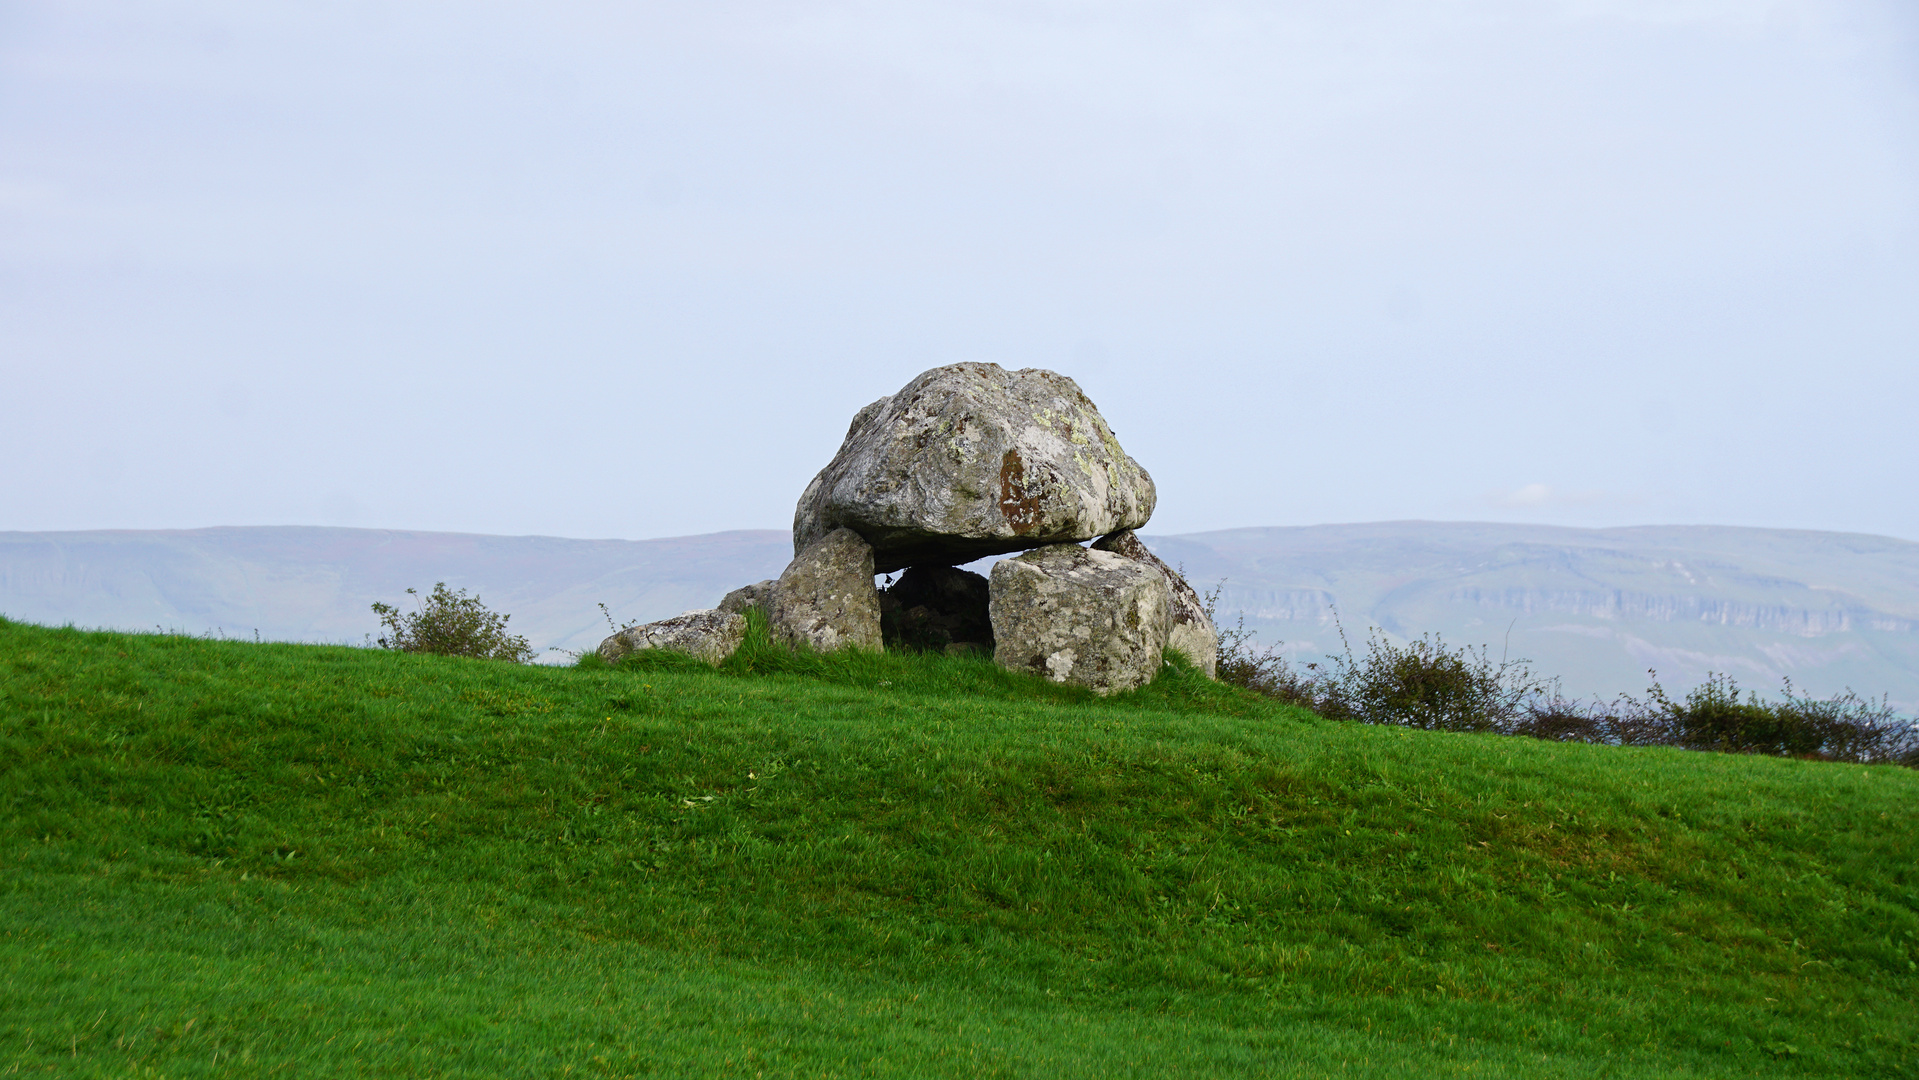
[793,363,1156,572]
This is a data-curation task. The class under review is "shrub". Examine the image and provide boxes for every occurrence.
[1314,627,1545,732]
[1644,674,1918,765]
[1203,581,1917,766]
[1205,584,1320,707]
[1508,690,1672,748]
[1204,584,1541,732]
[371,583,534,663]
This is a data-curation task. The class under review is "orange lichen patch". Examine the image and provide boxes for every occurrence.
[999,449,1043,534]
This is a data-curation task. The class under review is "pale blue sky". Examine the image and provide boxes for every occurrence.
[4,1,1916,541]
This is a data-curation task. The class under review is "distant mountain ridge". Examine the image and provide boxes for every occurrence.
[3,522,1914,709]
[1150,523,1919,710]
[0,526,792,660]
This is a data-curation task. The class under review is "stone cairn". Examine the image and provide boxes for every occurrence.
[598,362,1218,694]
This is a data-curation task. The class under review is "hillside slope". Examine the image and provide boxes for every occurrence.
[2,618,1915,1076]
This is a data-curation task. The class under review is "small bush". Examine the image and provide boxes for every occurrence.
[1508,691,1672,748]
[1314,627,1545,732]
[1205,584,1321,706]
[372,583,534,663]
[1205,585,1541,732]
[1645,674,1918,764]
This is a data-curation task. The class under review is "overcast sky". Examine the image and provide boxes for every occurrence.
[4,1,1916,542]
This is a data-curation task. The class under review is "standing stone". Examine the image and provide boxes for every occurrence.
[793,363,1157,573]
[988,544,1172,695]
[1092,529,1219,678]
[597,609,747,666]
[768,528,883,652]
[719,579,778,616]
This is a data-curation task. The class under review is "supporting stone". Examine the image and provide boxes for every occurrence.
[768,528,883,652]
[988,543,1172,695]
[1092,529,1218,678]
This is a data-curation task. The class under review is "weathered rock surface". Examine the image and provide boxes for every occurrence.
[768,528,883,652]
[988,544,1172,695]
[719,579,778,615]
[597,609,746,666]
[1092,529,1219,678]
[879,565,994,653]
[793,363,1156,573]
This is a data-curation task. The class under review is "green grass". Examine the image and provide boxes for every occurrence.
[2,614,1915,1077]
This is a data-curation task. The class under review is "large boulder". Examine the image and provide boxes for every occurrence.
[879,564,994,653]
[793,363,1156,573]
[719,579,778,616]
[768,528,883,652]
[1091,529,1219,678]
[988,544,1172,695]
[597,609,746,666]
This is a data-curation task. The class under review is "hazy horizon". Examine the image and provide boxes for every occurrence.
[7,520,1916,708]
[10,516,1919,548]
[5,2,1915,543]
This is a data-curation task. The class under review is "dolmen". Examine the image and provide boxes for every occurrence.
[597,362,1218,694]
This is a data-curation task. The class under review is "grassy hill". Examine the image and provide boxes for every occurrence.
[2,616,1916,1077]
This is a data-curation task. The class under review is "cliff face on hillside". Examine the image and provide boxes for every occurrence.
[1150,524,1919,710]
[1447,587,1918,635]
